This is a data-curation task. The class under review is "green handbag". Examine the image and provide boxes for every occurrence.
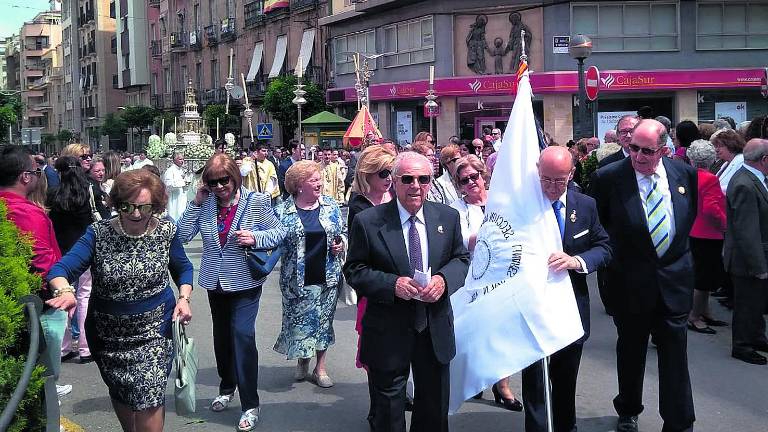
[173,318,198,415]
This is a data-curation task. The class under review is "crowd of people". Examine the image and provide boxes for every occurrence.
[1,109,767,432]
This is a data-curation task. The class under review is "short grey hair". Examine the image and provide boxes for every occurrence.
[687,140,716,169]
[655,116,672,133]
[713,118,732,130]
[615,114,638,132]
[737,120,751,137]
[596,142,622,162]
[743,139,768,162]
[392,151,432,177]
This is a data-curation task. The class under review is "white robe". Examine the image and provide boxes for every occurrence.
[163,164,188,221]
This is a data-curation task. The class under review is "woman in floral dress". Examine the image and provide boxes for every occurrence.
[47,169,193,432]
[274,160,346,388]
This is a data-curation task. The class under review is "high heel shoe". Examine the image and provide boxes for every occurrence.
[491,384,523,411]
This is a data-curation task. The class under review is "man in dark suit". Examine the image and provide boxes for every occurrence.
[277,139,303,199]
[344,151,470,432]
[723,138,768,365]
[592,119,698,432]
[35,154,60,188]
[522,146,612,432]
[597,114,639,168]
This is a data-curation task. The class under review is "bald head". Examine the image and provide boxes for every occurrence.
[538,146,575,201]
[743,139,768,174]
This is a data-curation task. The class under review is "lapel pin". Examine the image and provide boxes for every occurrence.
[437,225,444,234]
[570,210,577,223]
[678,186,686,195]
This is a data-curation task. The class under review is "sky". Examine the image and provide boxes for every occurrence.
[1,1,56,38]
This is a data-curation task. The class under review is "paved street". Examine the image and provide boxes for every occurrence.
[59,238,768,431]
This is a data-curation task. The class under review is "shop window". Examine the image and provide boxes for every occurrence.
[571,2,678,52]
[382,16,434,68]
[333,29,375,75]
[696,1,768,50]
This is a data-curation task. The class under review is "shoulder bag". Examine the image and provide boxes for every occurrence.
[173,317,197,415]
[88,186,102,222]
[237,192,281,279]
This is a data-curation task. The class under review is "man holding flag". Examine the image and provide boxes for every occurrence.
[592,119,697,432]
[521,146,612,432]
[449,47,586,420]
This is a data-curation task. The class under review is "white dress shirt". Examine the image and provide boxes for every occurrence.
[716,153,744,195]
[552,192,587,273]
[741,163,768,192]
[635,162,676,243]
[397,200,429,273]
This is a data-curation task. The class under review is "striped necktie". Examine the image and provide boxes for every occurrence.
[645,175,670,257]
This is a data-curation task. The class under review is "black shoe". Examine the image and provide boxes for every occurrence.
[617,415,639,432]
[404,399,413,412]
[732,350,767,365]
[78,355,94,364]
[711,288,728,298]
[61,352,78,362]
[472,391,483,400]
[718,298,733,309]
[752,342,768,353]
[491,384,523,411]
[687,321,716,334]
[701,316,728,327]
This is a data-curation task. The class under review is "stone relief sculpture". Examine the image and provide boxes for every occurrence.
[488,37,507,75]
[466,15,489,74]
[506,12,532,72]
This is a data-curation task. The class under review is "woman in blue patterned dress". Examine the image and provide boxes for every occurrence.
[274,160,346,388]
[47,169,193,432]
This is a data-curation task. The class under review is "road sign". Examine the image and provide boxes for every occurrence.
[586,66,600,101]
[256,123,273,139]
[761,67,768,99]
[553,36,570,54]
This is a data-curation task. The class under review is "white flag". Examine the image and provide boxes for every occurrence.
[448,69,584,414]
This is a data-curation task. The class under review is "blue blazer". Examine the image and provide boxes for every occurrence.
[44,165,60,188]
[176,187,287,291]
[563,190,612,341]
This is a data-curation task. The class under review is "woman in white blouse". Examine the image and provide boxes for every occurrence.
[712,129,746,194]
[449,155,523,412]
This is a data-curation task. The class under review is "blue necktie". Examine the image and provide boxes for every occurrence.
[552,200,565,239]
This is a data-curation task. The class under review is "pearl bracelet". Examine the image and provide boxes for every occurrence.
[53,286,76,297]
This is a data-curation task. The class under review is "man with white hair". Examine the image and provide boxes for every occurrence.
[604,129,618,144]
[491,128,503,151]
[163,153,189,221]
[344,152,470,431]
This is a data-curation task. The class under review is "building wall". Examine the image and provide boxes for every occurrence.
[20,12,62,133]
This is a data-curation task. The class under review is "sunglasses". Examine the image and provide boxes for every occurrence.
[628,144,664,156]
[459,172,480,185]
[376,169,392,179]
[398,175,431,185]
[80,154,93,160]
[118,202,154,214]
[448,157,459,164]
[23,169,43,177]
[206,176,231,188]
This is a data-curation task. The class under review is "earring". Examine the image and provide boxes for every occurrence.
[299,189,303,194]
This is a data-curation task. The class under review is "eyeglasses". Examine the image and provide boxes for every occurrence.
[540,177,569,186]
[80,154,93,161]
[459,172,481,185]
[398,175,431,185]
[628,144,664,156]
[448,157,459,164]
[492,132,501,136]
[23,169,42,177]
[376,169,392,179]
[206,176,231,188]
[118,202,154,215]
[618,129,634,137]
[427,139,434,144]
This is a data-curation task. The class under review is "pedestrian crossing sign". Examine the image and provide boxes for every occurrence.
[257,123,274,139]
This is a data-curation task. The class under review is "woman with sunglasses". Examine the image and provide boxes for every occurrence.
[346,144,396,427]
[176,153,286,432]
[47,169,194,432]
[450,155,523,412]
[273,160,346,389]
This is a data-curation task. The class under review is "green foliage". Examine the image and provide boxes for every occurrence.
[202,104,238,134]
[41,133,56,147]
[0,94,22,144]
[153,111,177,132]
[263,75,328,138]
[580,153,598,190]
[56,129,73,144]
[101,112,127,138]
[0,200,46,431]
[122,106,158,132]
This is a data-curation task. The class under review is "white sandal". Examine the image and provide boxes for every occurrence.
[210,393,234,412]
[237,407,260,431]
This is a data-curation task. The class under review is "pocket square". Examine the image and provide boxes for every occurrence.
[573,229,589,239]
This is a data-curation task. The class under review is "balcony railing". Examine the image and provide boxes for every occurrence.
[172,91,185,108]
[290,0,318,11]
[150,94,164,109]
[151,40,162,57]
[244,2,266,28]
[220,18,236,42]
[202,88,227,105]
[204,25,218,46]
[245,80,267,98]
[25,62,46,71]
[170,32,187,50]
[189,29,202,50]
[149,0,160,7]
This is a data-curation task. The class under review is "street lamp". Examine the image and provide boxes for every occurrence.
[293,56,307,158]
[424,65,438,138]
[569,34,592,139]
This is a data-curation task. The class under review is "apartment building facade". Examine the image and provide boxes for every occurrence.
[19,11,62,134]
[115,0,153,107]
[148,0,328,147]
[322,0,768,145]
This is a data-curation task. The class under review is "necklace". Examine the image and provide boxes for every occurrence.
[217,203,235,233]
[117,217,153,239]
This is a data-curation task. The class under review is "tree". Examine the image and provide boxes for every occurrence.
[263,74,328,143]
[0,94,22,144]
[153,111,176,133]
[202,104,239,138]
[122,106,157,136]
[101,112,127,138]
[57,129,73,144]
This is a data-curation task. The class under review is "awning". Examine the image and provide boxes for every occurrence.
[268,35,287,78]
[26,111,44,118]
[246,42,264,81]
[295,29,316,74]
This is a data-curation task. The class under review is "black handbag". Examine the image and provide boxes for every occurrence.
[236,192,281,279]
